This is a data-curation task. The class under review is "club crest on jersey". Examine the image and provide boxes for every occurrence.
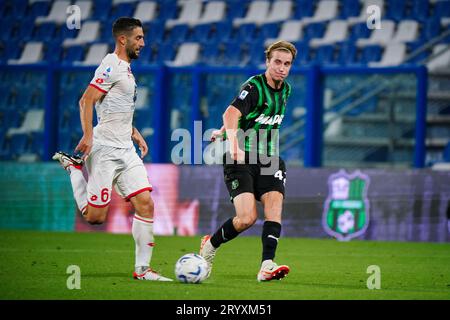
[254,114,284,125]
[238,90,249,100]
[102,66,112,78]
[322,170,371,241]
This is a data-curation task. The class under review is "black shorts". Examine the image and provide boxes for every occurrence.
[223,154,286,202]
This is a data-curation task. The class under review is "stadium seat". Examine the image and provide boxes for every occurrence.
[63,21,100,47]
[167,43,200,66]
[348,0,385,25]
[391,20,419,43]
[91,0,113,21]
[165,24,190,45]
[336,42,358,65]
[233,0,271,27]
[61,45,85,65]
[370,43,407,67]
[8,109,45,135]
[303,22,326,41]
[360,45,382,64]
[312,45,335,65]
[385,0,407,22]
[28,1,51,20]
[265,20,303,45]
[310,20,348,47]
[195,1,226,25]
[8,42,44,65]
[357,20,395,46]
[77,43,109,66]
[189,24,213,43]
[199,43,220,65]
[8,133,30,159]
[349,22,371,41]
[433,0,450,18]
[36,0,71,24]
[133,1,157,23]
[75,0,93,21]
[409,0,430,22]
[427,44,450,72]
[33,22,57,43]
[292,0,314,19]
[265,0,293,24]
[420,18,442,41]
[302,0,339,25]
[166,0,203,28]
[339,0,361,19]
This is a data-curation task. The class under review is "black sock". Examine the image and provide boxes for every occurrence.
[210,218,240,248]
[261,221,281,262]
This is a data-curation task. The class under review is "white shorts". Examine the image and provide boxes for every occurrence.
[85,145,152,208]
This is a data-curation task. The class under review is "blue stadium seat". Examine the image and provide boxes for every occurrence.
[340,0,361,18]
[313,45,335,66]
[28,1,51,19]
[443,142,450,162]
[144,21,165,43]
[189,24,213,43]
[165,24,190,45]
[247,43,266,67]
[7,0,28,19]
[61,45,85,65]
[14,18,35,42]
[231,23,257,44]
[154,43,176,64]
[303,22,326,41]
[57,129,75,152]
[257,23,280,42]
[154,1,178,22]
[199,43,220,65]
[33,22,57,43]
[227,0,249,21]
[57,25,78,44]
[293,41,311,66]
[293,0,315,19]
[109,2,135,22]
[405,41,430,64]
[360,45,382,64]
[434,0,450,18]
[350,22,371,41]
[409,0,430,22]
[210,21,233,44]
[385,0,407,22]
[9,133,30,158]
[43,42,63,64]
[420,18,441,41]
[91,0,112,22]
[133,45,152,66]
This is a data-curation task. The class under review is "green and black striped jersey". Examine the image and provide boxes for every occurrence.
[230,73,291,156]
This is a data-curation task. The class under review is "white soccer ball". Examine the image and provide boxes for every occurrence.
[174,253,209,284]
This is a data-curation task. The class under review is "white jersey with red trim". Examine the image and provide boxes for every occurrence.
[89,53,137,148]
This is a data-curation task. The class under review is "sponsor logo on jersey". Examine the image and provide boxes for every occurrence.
[95,78,104,84]
[322,170,371,241]
[102,66,112,78]
[238,90,249,100]
[254,114,284,125]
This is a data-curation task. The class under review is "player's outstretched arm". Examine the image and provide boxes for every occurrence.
[132,127,148,159]
[75,86,104,159]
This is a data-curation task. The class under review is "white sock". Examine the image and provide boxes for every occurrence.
[68,167,88,214]
[132,214,155,271]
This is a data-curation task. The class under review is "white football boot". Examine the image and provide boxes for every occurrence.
[199,235,216,278]
[52,151,83,171]
[257,260,290,282]
[133,267,173,281]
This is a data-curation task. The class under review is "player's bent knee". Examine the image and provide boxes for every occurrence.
[85,215,106,225]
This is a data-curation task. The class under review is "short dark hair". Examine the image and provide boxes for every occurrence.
[112,17,142,38]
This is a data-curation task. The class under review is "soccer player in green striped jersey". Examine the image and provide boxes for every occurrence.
[200,41,297,281]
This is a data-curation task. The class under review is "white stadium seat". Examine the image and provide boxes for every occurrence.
[8,110,45,135]
[168,43,200,66]
[233,0,271,27]
[265,20,303,45]
[63,21,100,47]
[75,0,93,21]
[370,43,406,67]
[166,0,203,28]
[427,45,450,72]
[302,0,339,24]
[133,1,157,23]
[35,0,71,24]
[265,0,293,24]
[310,20,349,47]
[8,42,44,65]
[357,20,395,46]
[391,20,419,43]
[77,43,109,66]
[195,1,226,25]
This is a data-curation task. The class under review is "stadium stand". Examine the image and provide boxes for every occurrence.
[0,0,449,166]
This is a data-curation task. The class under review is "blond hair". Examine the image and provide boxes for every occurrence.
[265,40,297,61]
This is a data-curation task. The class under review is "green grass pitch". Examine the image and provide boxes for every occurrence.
[0,230,449,300]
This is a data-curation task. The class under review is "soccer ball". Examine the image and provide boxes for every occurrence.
[174,253,208,284]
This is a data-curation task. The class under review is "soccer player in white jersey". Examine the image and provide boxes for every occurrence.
[53,17,172,281]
